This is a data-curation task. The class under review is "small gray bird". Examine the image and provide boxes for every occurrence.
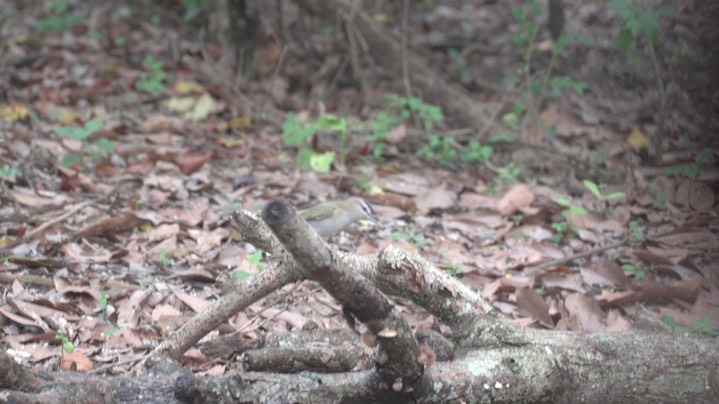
[299,197,378,238]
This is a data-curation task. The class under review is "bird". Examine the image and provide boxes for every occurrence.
[299,197,379,238]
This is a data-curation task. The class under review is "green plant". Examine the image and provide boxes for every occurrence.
[98,292,109,311]
[55,328,75,353]
[447,48,472,85]
[180,0,208,21]
[384,94,444,128]
[647,182,669,208]
[621,263,645,282]
[367,111,401,158]
[461,140,493,164]
[628,220,645,242]
[664,148,717,178]
[36,0,84,34]
[417,134,457,167]
[550,221,569,243]
[388,228,430,249]
[232,269,252,278]
[664,315,719,337]
[583,180,626,208]
[55,119,115,167]
[440,262,462,277]
[555,198,588,216]
[610,0,676,162]
[157,249,174,267]
[136,277,154,286]
[551,198,587,242]
[281,113,348,172]
[353,173,378,194]
[507,1,590,137]
[136,56,167,93]
[101,320,121,338]
[247,250,265,271]
[496,163,521,185]
[0,164,18,178]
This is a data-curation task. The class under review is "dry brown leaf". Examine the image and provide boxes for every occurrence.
[9,187,69,207]
[516,288,553,328]
[497,184,535,215]
[459,192,498,209]
[541,274,586,293]
[0,306,49,331]
[61,350,94,372]
[117,289,153,327]
[189,228,229,254]
[675,179,715,211]
[376,172,433,196]
[53,277,103,301]
[415,185,456,211]
[171,286,210,313]
[564,293,604,332]
[604,309,632,332]
[579,259,629,288]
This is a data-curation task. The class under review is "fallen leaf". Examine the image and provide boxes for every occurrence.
[61,351,94,372]
[497,184,535,215]
[414,185,456,211]
[564,293,604,332]
[516,288,554,328]
[580,259,629,288]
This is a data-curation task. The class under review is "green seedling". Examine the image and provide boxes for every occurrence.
[55,328,75,353]
[551,198,587,242]
[440,262,462,277]
[136,277,154,286]
[136,55,166,93]
[507,0,590,137]
[281,113,347,172]
[388,228,430,249]
[621,263,645,283]
[232,269,252,278]
[610,0,676,161]
[157,249,174,267]
[55,119,115,167]
[584,180,626,202]
[36,0,84,33]
[101,321,121,338]
[664,148,717,179]
[628,220,645,242]
[0,164,18,178]
[496,163,521,185]
[247,250,265,271]
[664,315,719,337]
[98,292,109,311]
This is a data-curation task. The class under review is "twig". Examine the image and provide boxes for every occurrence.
[523,238,629,276]
[88,355,143,375]
[1,201,92,250]
[647,41,668,163]
[400,0,413,102]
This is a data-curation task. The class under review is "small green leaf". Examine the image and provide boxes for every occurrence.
[60,153,81,167]
[232,269,251,278]
[554,198,571,207]
[93,138,116,153]
[297,148,314,170]
[85,119,103,133]
[604,192,626,200]
[310,151,334,172]
[583,180,601,199]
[317,114,347,133]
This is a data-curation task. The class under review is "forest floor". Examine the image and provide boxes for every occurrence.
[0,0,717,375]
